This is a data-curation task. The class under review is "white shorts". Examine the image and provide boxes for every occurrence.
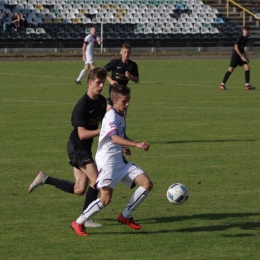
[85,55,94,65]
[96,162,144,189]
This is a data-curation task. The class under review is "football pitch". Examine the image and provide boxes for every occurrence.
[0,57,260,259]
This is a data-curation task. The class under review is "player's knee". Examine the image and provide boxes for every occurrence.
[228,68,234,73]
[143,180,153,191]
[100,197,111,206]
[74,186,86,195]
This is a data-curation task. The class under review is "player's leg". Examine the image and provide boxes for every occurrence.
[79,163,99,211]
[89,63,96,70]
[28,170,76,194]
[76,63,90,84]
[220,66,234,90]
[118,164,153,229]
[243,63,255,90]
[71,187,113,236]
[78,162,104,227]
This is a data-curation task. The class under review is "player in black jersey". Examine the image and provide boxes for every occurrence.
[219,26,255,90]
[28,68,107,228]
[104,43,139,110]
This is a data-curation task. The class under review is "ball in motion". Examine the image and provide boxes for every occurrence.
[166,183,189,205]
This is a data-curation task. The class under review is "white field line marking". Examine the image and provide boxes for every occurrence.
[1,98,260,111]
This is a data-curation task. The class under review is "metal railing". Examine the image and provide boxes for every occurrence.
[226,0,260,25]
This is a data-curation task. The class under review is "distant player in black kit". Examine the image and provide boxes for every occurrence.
[28,68,107,228]
[104,43,139,110]
[219,26,255,90]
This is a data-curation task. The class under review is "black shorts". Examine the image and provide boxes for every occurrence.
[67,139,94,169]
[230,55,247,68]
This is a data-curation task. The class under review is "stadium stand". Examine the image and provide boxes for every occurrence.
[0,0,259,48]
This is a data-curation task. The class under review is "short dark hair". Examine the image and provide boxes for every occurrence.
[243,25,250,31]
[88,67,107,81]
[121,43,131,50]
[111,84,131,100]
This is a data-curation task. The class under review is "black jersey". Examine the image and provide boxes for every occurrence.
[104,58,139,94]
[69,93,106,151]
[232,34,248,57]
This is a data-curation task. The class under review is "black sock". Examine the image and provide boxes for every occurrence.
[245,70,250,84]
[82,186,99,212]
[45,176,75,194]
[222,71,231,84]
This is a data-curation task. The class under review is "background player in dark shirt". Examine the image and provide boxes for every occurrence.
[28,68,107,228]
[104,43,139,111]
[219,26,255,90]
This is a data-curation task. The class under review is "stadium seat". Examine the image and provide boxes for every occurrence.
[134,27,143,34]
[175,22,184,28]
[204,22,212,29]
[121,18,130,23]
[144,27,153,34]
[134,13,142,19]
[156,22,164,28]
[67,13,76,19]
[26,28,35,34]
[63,18,72,23]
[57,13,66,19]
[210,27,220,34]
[47,13,56,19]
[194,22,202,28]
[53,18,62,24]
[82,18,92,24]
[215,18,224,24]
[80,9,89,14]
[152,13,161,19]
[35,5,44,10]
[72,18,82,24]
[146,22,155,28]
[172,27,181,34]
[43,18,53,23]
[83,4,91,9]
[159,18,167,23]
[168,17,177,24]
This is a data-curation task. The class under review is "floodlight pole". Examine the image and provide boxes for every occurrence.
[101,22,103,53]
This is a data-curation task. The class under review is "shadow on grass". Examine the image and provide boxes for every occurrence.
[141,213,260,223]
[165,139,256,144]
[101,213,260,235]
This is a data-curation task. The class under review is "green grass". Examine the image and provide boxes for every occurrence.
[0,58,260,259]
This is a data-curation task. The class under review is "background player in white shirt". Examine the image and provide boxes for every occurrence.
[71,84,153,236]
[76,26,101,84]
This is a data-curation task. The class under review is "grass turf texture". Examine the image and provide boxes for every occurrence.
[0,58,260,259]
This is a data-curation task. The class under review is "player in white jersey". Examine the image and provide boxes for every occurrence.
[76,26,101,85]
[71,84,153,236]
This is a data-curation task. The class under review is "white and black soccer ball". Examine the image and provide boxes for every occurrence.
[166,183,189,205]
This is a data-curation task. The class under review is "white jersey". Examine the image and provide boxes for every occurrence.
[84,34,100,57]
[95,108,126,169]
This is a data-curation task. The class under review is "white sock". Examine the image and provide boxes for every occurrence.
[76,198,104,224]
[77,70,86,81]
[122,187,150,218]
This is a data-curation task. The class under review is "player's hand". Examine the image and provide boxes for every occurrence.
[135,142,150,151]
[125,71,131,79]
[123,147,131,156]
[111,80,118,85]
[82,56,85,62]
[241,56,247,62]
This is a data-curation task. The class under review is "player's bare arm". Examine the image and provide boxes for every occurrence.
[78,127,100,140]
[111,135,149,151]
[234,44,247,62]
[97,39,102,45]
[82,43,87,62]
[106,75,118,85]
[125,71,139,83]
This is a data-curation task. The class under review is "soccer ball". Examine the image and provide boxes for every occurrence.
[166,183,189,205]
